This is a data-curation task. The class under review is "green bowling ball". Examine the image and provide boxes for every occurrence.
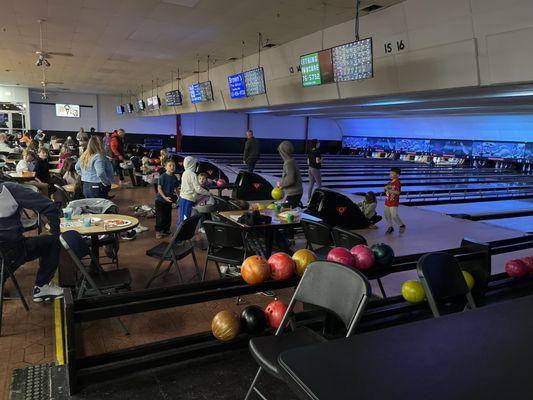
[371,243,395,266]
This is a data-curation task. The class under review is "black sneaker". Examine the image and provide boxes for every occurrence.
[33,283,64,302]
[386,227,394,234]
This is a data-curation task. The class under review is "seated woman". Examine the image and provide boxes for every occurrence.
[75,136,114,198]
[60,157,79,185]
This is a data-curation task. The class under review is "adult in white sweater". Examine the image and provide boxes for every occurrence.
[177,156,210,225]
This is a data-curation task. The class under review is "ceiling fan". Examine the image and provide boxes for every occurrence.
[35,19,74,64]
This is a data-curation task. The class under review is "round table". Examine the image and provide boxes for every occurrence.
[60,214,139,261]
[8,172,36,182]
[63,183,119,193]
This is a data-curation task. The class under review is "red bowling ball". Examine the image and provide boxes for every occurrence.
[350,245,375,270]
[327,247,356,268]
[265,300,288,329]
[505,259,528,278]
[522,256,533,275]
[216,178,227,188]
[268,252,295,281]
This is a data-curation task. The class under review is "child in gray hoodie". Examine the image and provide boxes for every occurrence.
[276,141,303,208]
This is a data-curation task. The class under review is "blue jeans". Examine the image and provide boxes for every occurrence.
[83,182,110,199]
[178,197,194,226]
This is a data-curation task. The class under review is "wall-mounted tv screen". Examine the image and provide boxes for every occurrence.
[147,96,161,111]
[244,67,266,96]
[125,103,134,113]
[165,90,183,106]
[342,137,368,149]
[367,137,395,151]
[472,141,525,159]
[56,104,80,118]
[430,140,472,156]
[395,139,430,153]
[332,38,373,82]
[300,49,334,87]
[136,100,145,111]
[189,81,214,103]
[228,73,246,99]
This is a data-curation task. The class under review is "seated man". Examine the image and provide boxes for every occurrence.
[0,182,63,302]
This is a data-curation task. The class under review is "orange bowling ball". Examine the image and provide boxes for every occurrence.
[241,255,271,285]
[292,249,318,277]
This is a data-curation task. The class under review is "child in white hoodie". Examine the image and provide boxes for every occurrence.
[178,156,211,225]
[357,191,382,229]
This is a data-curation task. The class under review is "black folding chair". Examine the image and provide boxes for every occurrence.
[202,221,247,280]
[300,219,334,259]
[145,214,202,288]
[417,252,477,318]
[53,184,72,210]
[21,184,41,234]
[0,248,29,336]
[245,261,371,400]
[60,231,131,334]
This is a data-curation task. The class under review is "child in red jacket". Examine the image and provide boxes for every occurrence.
[384,167,406,234]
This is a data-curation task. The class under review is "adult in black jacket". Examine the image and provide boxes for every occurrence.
[243,130,260,173]
[0,182,63,302]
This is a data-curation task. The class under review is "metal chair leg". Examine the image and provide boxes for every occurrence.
[377,278,387,298]
[191,248,201,281]
[145,258,165,288]
[244,367,265,400]
[202,257,210,281]
[116,317,129,335]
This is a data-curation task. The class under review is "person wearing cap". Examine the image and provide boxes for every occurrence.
[33,129,45,142]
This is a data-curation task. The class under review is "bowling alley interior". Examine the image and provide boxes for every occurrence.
[0,0,533,399]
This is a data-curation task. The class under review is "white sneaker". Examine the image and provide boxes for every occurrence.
[199,227,205,234]
[33,283,64,302]
[134,225,149,233]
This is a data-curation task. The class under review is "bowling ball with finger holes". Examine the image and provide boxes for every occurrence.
[292,249,318,277]
[271,187,284,201]
[211,310,241,342]
[241,255,270,285]
[505,259,528,278]
[462,270,475,290]
[401,280,426,303]
[350,245,375,270]
[268,252,295,281]
[216,178,227,188]
[265,300,288,329]
[327,247,356,268]
[371,243,395,267]
[240,305,268,335]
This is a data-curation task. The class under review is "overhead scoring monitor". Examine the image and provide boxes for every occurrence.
[228,67,267,98]
[116,105,124,115]
[147,96,161,111]
[228,73,246,99]
[165,90,183,106]
[136,100,146,111]
[125,103,134,113]
[189,81,214,103]
[300,49,334,87]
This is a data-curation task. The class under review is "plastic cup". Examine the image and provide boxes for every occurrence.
[63,208,73,221]
[83,217,92,228]
[287,214,295,224]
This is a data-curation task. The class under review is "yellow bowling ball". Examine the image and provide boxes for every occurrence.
[401,280,425,303]
[271,187,284,201]
[462,270,475,290]
[267,203,276,210]
[292,249,318,277]
[257,203,266,210]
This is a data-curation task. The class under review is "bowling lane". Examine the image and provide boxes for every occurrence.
[418,199,533,218]
[343,182,533,195]
[481,216,533,233]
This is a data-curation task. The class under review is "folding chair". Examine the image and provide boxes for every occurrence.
[417,252,477,318]
[300,219,334,259]
[145,214,202,288]
[60,231,131,334]
[0,248,29,336]
[245,261,371,400]
[202,220,247,280]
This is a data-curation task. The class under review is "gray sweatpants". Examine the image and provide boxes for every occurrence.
[307,167,322,200]
[384,206,405,228]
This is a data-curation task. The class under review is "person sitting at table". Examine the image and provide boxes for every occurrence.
[16,149,36,173]
[33,129,45,143]
[58,145,76,170]
[75,136,114,199]
[0,181,64,302]
[60,157,79,185]
[33,147,51,197]
[0,133,15,154]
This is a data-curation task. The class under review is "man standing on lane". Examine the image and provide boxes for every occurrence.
[243,130,260,173]
[109,128,127,185]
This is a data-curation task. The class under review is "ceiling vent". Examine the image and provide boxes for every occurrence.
[361,4,383,13]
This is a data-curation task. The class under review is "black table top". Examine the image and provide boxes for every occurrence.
[279,295,533,400]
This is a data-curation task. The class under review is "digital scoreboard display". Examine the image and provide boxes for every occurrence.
[189,81,214,103]
[228,73,246,99]
[300,49,334,87]
[332,38,373,82]
[136,100,145,111]
[165,90,183,106]
[116,105,124,115]
[244,67,266,96]
[147,96,161,111]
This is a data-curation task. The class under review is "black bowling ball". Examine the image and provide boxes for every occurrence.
[240,305,267,335]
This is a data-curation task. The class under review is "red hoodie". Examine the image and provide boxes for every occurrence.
[109,132,125,160]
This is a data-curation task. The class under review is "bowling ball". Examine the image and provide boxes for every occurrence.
[257,203,266,211]
[505,259,528,278]
[241,255,270,285]
[327,247,356,268]
[371,243,395,266]
[292,249,318,277]
[522,256,533,275]
[240,305,268,335]
[462,270,475,290]
[211,310,241,342]
[265,300,288,329]
[267,203,276,210]
[271,187,284,201]
[216,178,227,188]
[350,245,375,270]
[401,280,425,303]
[268,252,295,281]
